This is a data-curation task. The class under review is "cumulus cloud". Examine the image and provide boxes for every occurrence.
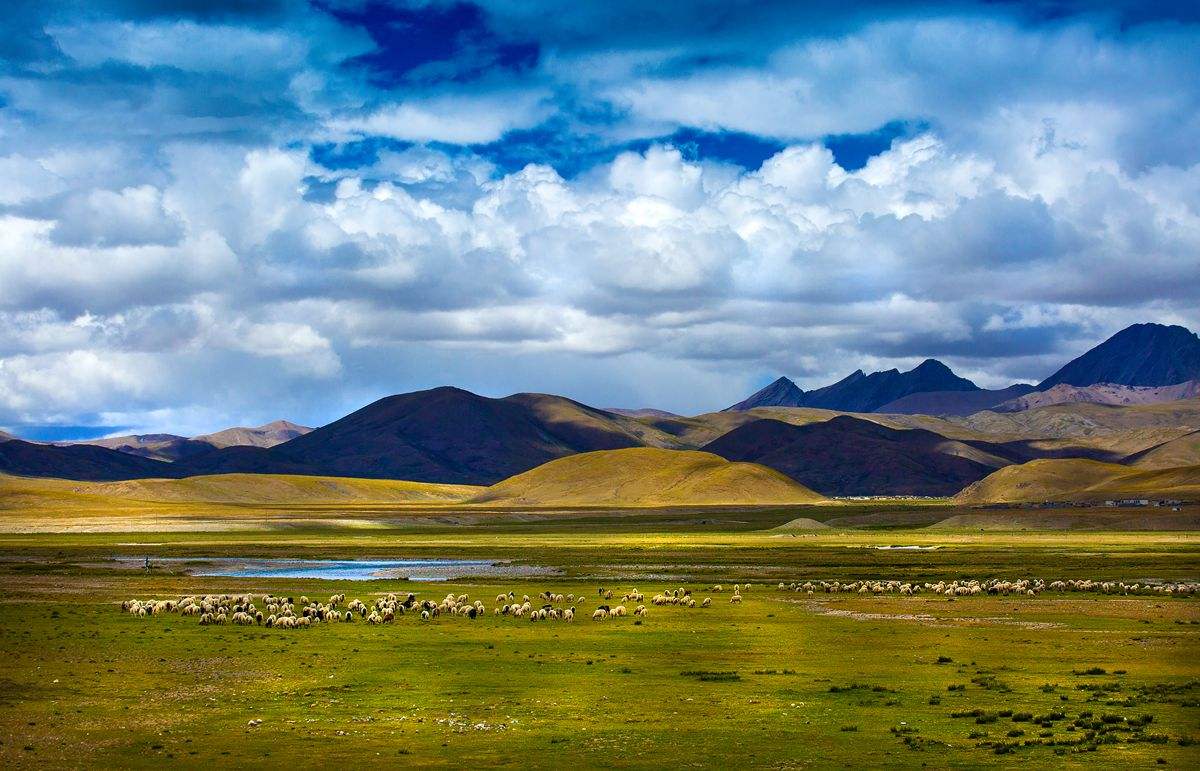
[0,1,1198,431]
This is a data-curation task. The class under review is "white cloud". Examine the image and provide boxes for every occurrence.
[328,91,553,144]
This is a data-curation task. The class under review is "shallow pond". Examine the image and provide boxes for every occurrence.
[118,557,559,582]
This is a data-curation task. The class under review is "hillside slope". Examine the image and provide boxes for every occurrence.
[177,387,667,484]
[0,439,175,481]
[470,448,827,506]
[878,385,1034,416]
[1124,430,1200,470]
[1039,323,1200,389]
[193,420,312,449]
[0,472,478,510]
[996,381,1200,412]
[955,459,1200,504]
[702,416,1015,496]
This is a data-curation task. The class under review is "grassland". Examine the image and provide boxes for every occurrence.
[0,525,1197,769]
[1,466,1198,768]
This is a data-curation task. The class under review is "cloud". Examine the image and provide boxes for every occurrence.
[327,90,553,144]
[0,2,1197,428]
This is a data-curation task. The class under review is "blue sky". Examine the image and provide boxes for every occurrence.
[1,0,1199,437]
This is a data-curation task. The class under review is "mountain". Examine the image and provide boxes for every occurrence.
[469,447,826,507]
[0,430,14,442]
[801,359,978,413]
[702,415,1012,496]
[193,420,312,449]
[726,377,806,410]
[725,360,979,414]
[955,458,1200,504]
[604,407,682,419]
[877,384,1035,416]
[1039,323,1200,390]
[175,387,662,485]
[0,439,174,481]
[995,380,1200,412]
[57,433,215,463]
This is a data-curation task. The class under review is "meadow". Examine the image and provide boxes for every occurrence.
[0,517,1197,768]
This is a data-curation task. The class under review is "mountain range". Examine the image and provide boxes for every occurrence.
[2,322,1198,497]
[728,323,1200,416]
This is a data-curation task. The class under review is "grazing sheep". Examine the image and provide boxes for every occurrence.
[592,608,608,621]
[729,594,742,604]
[701,597,711,607]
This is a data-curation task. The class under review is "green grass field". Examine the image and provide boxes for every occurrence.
[1,519,1198,768]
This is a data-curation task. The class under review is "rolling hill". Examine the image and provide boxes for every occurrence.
[877,384,1034,416]
[1038,323,1200,389]
[192,420,312,449]
[1124,430,1200,470]
[0,439,175,482]
[955,458,1200,504]
[996,380,1200,412]
[702,415,1016,496]
[57,433,215,463]
[0,472,478,513]
[173,387,676,485]
[469,447,827,507]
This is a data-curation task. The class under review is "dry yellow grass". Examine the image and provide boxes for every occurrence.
[0,472,479,510]
[1128,429,1200,469]
[470,447,828,506]
[955,458,1200,504]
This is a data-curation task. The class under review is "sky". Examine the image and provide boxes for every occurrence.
[1,0,1199,438]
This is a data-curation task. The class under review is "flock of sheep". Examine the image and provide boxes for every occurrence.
[119,584,751,629]
[119,576,1197,630]
[777,577,1199,596]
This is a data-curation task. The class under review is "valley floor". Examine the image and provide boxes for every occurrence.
[0,519,1198,768]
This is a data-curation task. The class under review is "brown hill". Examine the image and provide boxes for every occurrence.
[955,458,1200,504]
[1124,430,1200,470]
[58,433,215,463]
[193,420,312,449]
[877,385,1034,416]
[176,387,675,485]
[0,439,175,481]
[470,448,826,507]
[701,416,1023,497]
[995,381,1200,412]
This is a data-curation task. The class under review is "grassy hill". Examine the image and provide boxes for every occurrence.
[0,472,479,512]
[469,447,828,507]
[955,458,1200,504]
[1125,429,1200,469]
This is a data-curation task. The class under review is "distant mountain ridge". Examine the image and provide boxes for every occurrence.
[878,385,1035,416]
[1038,323,1200,390]
[727,359,978,413]
[193,420,312,449]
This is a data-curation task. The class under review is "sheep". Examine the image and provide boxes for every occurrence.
[634,605,647,617]
[701,597,711,607]
[729,594,742,604]
[592,608,608,621]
